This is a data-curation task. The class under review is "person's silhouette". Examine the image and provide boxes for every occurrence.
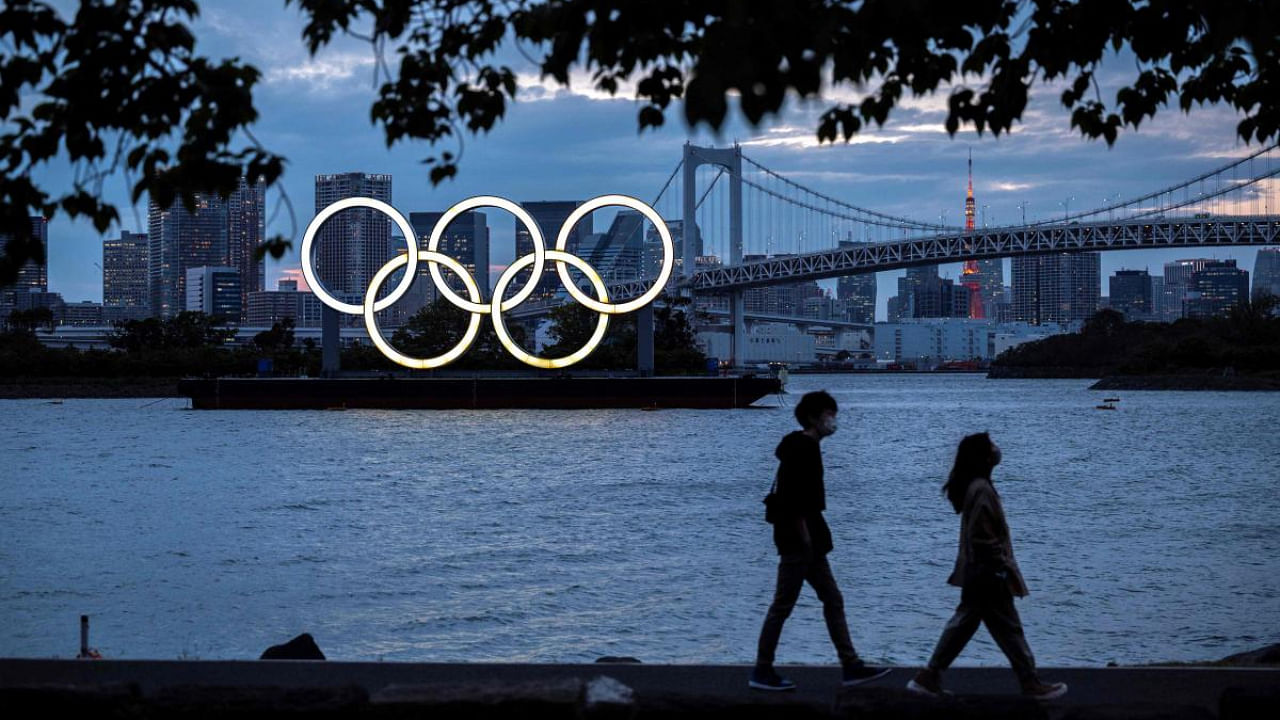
[749,390,890,691]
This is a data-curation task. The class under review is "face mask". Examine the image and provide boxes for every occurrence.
[822,415,838,435]
[991,447,1002,467]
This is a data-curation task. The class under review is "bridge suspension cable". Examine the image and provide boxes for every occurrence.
[740,152,957,231]
[1026,142,1280,225]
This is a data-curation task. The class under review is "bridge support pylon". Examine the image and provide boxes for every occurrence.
[730,290,746,369]
[636,304,654,376]
[321,305,340,377]
[682,142,744,367]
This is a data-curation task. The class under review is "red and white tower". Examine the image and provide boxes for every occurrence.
[960,149,984,318]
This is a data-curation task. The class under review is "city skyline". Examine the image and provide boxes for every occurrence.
[25,1,1278,322]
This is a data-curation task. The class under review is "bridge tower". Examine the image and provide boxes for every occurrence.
[682,143,745,367]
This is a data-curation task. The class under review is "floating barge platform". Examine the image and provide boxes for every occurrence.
[177,375,782,410]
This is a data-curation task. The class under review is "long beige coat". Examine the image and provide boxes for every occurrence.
[946,477,1030,597]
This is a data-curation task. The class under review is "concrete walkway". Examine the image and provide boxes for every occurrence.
[2,659,1277,717]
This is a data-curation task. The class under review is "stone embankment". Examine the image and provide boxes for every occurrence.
[2,659,1278,720]
[0,377,181,398]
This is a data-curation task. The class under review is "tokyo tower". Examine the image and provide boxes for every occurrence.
[961,149,984,318]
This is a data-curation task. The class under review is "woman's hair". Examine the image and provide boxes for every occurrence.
[942,432,996,514]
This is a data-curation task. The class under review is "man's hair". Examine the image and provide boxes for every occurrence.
[794,390,837,428]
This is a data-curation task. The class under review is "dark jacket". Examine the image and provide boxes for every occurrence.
[770,431,834,556]
[946,477,1029,597]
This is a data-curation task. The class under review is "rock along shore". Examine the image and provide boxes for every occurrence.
[1088,375,1280,391]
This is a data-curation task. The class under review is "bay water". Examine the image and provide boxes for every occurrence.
[1,374,1277,666]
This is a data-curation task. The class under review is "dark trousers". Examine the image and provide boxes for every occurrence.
[755,553,861,667]
[926,575,1037,683]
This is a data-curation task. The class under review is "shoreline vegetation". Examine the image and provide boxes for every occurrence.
[0,302,710,399]
[987,299,1280,391]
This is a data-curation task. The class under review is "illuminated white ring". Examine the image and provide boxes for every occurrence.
[363,251,483,369]
[302,197,419,315]
[427,196,545,314]
[491,250,609,369]
[554,194,674,314]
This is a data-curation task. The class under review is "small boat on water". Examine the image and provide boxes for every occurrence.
[1103,396,1121,403]
[1095,402,1117,410]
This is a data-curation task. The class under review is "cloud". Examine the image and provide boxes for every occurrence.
[515,70,640,103]
[263,51,377,95]
[741,132,908,149]
[780,170,938,183]
[990,181,1037,192]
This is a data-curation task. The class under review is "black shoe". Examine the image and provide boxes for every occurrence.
[841,662,892,687]
[749,666,797,691]
[906,669,946,696]
[1022,679,1068,700]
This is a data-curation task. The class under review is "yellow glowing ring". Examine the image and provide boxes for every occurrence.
[302,197,419,315]
[491,250,609,369]
[554,194,674,315]
[426,196,546,314]
[363,251,483,369]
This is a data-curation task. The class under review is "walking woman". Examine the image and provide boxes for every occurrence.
[907,432,1067,700]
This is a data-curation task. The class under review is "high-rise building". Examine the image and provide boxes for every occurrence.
[1253,247,1280,301]
[1186,260,1249,318]
[1010,252,1100,325]
[516,200,583,299]
[312,172,393,309]
[148,192,228,318]
[977,259,1004,320]
[1150,276,1166,321]
[409,209,489,297]
[1109,269,1153,320]
[227,177,266,320]
[12,216,48,292]
[1163,258,1213,290]
[836,241,876,324]
[1,216,49,315]
[645,219,686,284]
[579,210,644,282]
[185,266,242,321]
[739,256,822,318]
[103,230,150,322]
[60,301,103,326]
[940,278,971,319]
[889,265,968,319]
[246,279,324,327]
[1161,258,1215,321]
[378,232,434,328]
[896,265,939,318]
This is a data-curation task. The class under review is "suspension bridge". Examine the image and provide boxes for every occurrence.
[575,142,1280,369]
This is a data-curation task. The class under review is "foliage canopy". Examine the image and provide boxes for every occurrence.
[2,0,1276,282]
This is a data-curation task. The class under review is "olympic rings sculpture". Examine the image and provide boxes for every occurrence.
[300,194,675,369]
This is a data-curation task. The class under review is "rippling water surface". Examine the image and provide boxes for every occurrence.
[1,374,1277,666]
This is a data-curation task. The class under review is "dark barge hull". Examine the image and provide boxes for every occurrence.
[178,376,782,410]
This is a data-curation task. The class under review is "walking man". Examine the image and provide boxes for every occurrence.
[750,390,890,691]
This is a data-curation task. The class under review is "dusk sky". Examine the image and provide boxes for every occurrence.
[31,1,1276,320]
